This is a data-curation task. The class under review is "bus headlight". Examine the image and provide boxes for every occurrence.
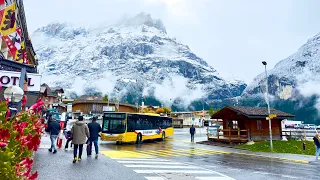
[118,135,124,140]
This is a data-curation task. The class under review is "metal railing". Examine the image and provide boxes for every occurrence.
[282,129,317,140]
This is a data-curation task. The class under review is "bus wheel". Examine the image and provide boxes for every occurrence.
[162,132,166,141]
[136,134,142,144]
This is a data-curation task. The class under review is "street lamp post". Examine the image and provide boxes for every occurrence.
[262,61,273,151]
[4,86,24,116]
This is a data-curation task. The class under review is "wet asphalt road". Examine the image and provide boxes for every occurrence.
[98,128,320,180]
[36,120,319,180]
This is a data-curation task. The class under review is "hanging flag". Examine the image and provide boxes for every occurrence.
[0,0,5,6]
[0,3,16,36]
[0,8,4,23]
[2,34,17,57]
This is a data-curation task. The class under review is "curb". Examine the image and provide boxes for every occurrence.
[197,141,310,164]
[233,152,309,164]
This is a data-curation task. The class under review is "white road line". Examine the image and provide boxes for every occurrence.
[118,161,182,165]
[182,162,235,180]
[112,158,170,161]
[134,170,215,174]
[281,175,299,179]
[125,165,201,169]
[39,145,51,149]
[145,177,166,180]
[196,177,234,180]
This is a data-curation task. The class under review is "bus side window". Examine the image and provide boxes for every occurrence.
[128,115,136,132]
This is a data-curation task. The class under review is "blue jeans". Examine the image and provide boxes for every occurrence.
[50,135,58,151]
[89,137,99,155]
[74,144,83,159]
[316,146,320,160]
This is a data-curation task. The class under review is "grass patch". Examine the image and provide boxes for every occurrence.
[236,140,315,155]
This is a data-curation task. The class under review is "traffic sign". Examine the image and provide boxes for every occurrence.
[269,114,277,119]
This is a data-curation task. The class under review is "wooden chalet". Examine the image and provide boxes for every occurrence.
[210,106,295,142]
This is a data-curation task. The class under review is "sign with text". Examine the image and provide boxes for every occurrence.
[0,70,41,91]
[269,114,277,119]
[103,106,115,112]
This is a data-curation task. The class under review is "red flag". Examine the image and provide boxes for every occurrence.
[0,0,4,6]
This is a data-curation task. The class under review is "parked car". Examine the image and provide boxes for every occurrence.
[294,124,303,129]
[285,124,295,128]
[303,124,316,129]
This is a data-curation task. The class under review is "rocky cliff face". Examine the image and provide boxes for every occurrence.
[32,13,246,107]
[243,32,320,100]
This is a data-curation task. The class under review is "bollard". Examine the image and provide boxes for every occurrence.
[302,142,306,151]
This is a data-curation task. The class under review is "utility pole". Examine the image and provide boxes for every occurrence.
[262,61,273,151]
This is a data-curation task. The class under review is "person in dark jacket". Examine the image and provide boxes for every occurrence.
[313,133,320,160]
[190,124,196,142]
[48,118,61,154]
[87,116,102,159]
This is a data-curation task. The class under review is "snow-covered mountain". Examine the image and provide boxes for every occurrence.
[32,13,246,107]
[243,32,320,100]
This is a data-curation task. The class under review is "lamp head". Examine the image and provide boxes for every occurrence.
[4,86,24,102]
[262,61,267,66]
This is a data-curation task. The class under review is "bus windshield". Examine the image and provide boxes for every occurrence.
[103,113,127,134]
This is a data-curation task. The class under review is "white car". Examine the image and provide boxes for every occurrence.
[303,124,316,129]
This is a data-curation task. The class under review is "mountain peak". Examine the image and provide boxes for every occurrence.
[120,12,166,33]
[33,22,88,40]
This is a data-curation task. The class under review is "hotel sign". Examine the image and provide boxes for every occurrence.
[0,70,41,91]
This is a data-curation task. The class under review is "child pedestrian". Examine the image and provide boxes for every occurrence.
[64,130,73,150]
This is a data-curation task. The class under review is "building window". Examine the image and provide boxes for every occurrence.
[232,120,238,129]
[257,120,263,130]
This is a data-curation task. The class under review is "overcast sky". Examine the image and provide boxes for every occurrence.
[24,0,320,83]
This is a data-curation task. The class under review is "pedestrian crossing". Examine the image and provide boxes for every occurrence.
[101,148,230,158]
[111,158,234,180]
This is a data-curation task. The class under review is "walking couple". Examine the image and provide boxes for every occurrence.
[71,116,102,163]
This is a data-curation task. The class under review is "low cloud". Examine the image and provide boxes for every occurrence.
[65,71,118,97]
[296,69,320,115]
[145,75,205,108]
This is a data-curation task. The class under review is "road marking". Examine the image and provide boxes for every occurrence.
[112,158,170,161]
[281,175,299,179]
[125,165,200,169]
[112,157,235,180]
[134,169,215,174]
[101,148,226,158]
[101,150,155,158]
[196,177,234,180]
[118,161,182,165]
[145,177,166,180]
[39,145,51,149]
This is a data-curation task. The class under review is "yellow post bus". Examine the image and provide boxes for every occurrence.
[100,112,174,144]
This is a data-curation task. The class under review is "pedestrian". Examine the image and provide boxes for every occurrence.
[71,116,90,163]
[48,117,61,154]
[87,116,102,159]
[313,133,320,160]
[190,124,196,142]
[64,130,73,150]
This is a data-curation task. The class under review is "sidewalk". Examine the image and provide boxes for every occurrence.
[33,136,145,180]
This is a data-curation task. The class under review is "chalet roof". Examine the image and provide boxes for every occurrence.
[211,106,295,119]
[40,83,56,97]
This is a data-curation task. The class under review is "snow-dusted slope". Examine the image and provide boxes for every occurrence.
[32,13,246,105]
[243,32,320,100]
